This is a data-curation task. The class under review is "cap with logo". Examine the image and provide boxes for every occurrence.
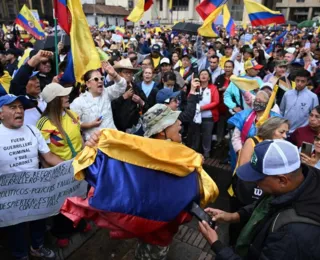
[244,59,263,71]
[0,94,35,109]
[236,140,301,182]
[156,88,180,104]
[151,44,161,53]
[41,83,73,103]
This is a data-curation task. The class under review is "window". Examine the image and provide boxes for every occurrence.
[296,0,304,2]
[128,0,134,9]
[160,0,163,11]
[172,0,189,11]
[32,0,42,15]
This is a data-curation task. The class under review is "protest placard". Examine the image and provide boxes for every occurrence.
[0,160,87,227]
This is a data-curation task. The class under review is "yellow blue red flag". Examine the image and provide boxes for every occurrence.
[223,5,235,37]
[198,5,223,37]
[66,0,100,83]
[244,0,285,26]
[126,0,153,22]
[15,5,45,40]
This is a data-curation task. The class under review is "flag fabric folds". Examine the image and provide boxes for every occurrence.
[196,0,227,21]
[223,5,235,37]
[127,0,153,22]
[67,0,100,83]
[244,0,285,26]
[61,129,219,246]
[2,24,7,34]
[230,75,260,92]
[54,0,71,34]
[15,5,45,40]
[198,5,223,37]
[169,0,173,12]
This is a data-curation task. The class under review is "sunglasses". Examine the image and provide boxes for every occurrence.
[88,76,105,82]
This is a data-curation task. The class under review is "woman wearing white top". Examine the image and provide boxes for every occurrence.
[70,61,126,140]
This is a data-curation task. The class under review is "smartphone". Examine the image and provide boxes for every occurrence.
[189,202,215,229]
[301,142,313,157]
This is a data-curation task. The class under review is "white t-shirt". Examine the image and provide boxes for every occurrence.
[24,96,47,126]
[0,124,50,175]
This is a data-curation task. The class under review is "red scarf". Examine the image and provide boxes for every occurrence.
[241,111,256,144]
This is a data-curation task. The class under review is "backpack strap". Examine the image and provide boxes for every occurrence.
[26,125,36,137]
[270,208,320,233]
[251,136,260,145]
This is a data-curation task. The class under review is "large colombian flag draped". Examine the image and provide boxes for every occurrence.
[198,5,223,38]
[223,5,235,37]
[244,0,285,27]
[15,5,45,40]
[57,0,100,83]
[61,129,219,246]
[126,0,153,22]
[196,0,228,21]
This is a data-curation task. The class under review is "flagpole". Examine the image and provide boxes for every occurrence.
[53,8,59,75]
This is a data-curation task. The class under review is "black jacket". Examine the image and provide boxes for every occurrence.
[6,59,18,76]
[212,165,320,260]
[9,63,34,96]
[111,82,149,132]
[136,81,159,108]
[178,94,197,124]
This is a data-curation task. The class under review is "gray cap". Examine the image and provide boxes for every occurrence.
[143,104,181,138]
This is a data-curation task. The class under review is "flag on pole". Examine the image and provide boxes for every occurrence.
[198,5,223,37]
[169,0,173,12]
[62,0,100,83]
[196,0,228,21]
[244,0,285,26]
[54,0,71,34]
[15,5,45,40]
[2,24,7,34]
[126,0,153,22]
[223,5,235,37]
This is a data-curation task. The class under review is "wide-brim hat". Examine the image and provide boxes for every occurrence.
[143,104,181,138]
[113,58,139,72]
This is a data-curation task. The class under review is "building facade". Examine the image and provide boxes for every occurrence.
[81,0,130,26]
[275,0,320,22]
[0,0,53,23]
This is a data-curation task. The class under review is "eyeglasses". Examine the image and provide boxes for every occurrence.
[314,136,320,142]
[88,76,105,82]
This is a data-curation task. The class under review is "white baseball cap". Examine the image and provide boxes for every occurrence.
[41,83,73,103]
[160,57,171,65]
[237,140,301,182]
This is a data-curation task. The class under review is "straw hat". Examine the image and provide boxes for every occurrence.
[113,58,139,71]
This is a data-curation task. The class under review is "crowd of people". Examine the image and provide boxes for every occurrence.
[1,22,320,260]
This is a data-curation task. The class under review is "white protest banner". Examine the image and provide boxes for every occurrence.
[111,33,123,43]
[0,160,87,227]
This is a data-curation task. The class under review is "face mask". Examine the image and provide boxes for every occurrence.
[253,101,267,111]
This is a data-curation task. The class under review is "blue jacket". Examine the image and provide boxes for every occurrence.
[228,109,281,139]
[224,75,264,111]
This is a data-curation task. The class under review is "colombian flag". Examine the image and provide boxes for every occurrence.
[198,5,223,37]
[54,0,71,34]
[126,0,153,22]
[15,5,45,40]
[244,0,285,27]
[62,0,100,83]
[223,5,235,37]
[196,0,228,21]
[61,129,218,246]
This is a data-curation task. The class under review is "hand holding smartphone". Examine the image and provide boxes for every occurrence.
[190,202,216,229]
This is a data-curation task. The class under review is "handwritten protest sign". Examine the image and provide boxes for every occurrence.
[0,160,87,227]
[111,33,123,43]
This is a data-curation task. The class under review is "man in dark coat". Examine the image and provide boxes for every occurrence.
[199,140,320,260]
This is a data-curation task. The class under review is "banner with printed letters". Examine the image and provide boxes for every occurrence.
[0,160,87,227]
